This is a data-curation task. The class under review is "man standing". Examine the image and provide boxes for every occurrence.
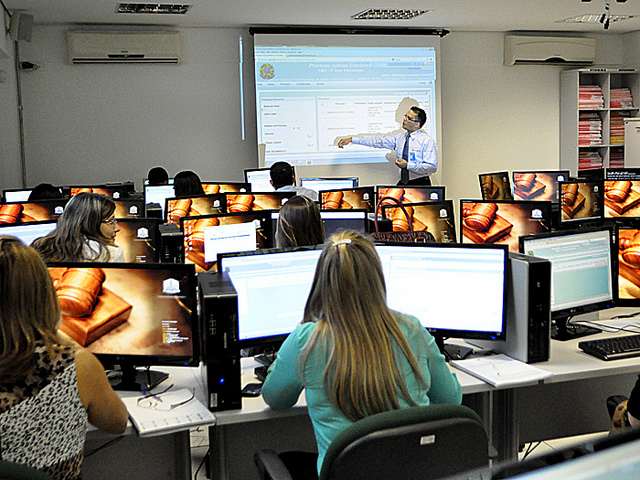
[338,106,437,186]
[270,161,319,201]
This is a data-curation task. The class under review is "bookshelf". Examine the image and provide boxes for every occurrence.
[560,68,640,174]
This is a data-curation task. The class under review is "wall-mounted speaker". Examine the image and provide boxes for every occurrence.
[9,13,33,42]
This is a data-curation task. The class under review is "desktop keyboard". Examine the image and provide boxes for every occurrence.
[578,334,640,361]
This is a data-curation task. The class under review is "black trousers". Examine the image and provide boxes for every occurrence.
[397,176,431,186]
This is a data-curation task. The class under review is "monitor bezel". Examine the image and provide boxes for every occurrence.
[164,193,227,224]
[478,171,513,201]
[557,179,605,228]
[380,200,457,243]
[614,224,640,307]
[318,186,377,213]
[512,170,571,203]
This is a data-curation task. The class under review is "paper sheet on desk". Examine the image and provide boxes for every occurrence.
[122,388,216,437]
[586,319,640,331]
[450,354,553,388]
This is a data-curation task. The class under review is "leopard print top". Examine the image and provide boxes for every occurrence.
[0,341,88,480]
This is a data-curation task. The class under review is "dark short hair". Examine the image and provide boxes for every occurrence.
[174,170,205,197]
[28,183,63,201]
[410,106,427,128]
[270,162,294,190]
[148,167,169,186]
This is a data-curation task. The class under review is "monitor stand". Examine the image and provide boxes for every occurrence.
[552,314,601,342]
[109,364,169,391]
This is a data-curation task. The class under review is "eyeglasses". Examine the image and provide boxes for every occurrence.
[102,218,118,225]
[403,115,419,123]
[137,385,195,411]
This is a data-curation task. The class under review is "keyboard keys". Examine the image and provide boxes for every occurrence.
[579,334,640,361]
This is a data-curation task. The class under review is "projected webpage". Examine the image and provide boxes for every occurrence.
[254,45,437,167]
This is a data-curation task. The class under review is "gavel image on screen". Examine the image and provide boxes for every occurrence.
[391,206,413,231]
[482,176,494,197]
[324,191,344,209]
[464,203,498,232]
[606,181,632,203]
[187,218,220,251]
[621,231,640,268]
[515,173,536,192]
[380,188,405,206]
[203,184,220,195]
[0,204,23,224]
[72,188,93,195]
[56,268,106,318]
[562,184,579,206]
[228,195,254,212]
[169,198,192,224]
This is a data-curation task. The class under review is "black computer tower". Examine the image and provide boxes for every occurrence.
[159,223,184,263]
[198,271,242,411]
[471,252,551,363]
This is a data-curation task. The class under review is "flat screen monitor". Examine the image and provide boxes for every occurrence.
[381,201,456,243]
[270,209,368,240]
[319,187,376,213]
[3,189,34,203]
[520,227,615,340]
[144,184,175,217]
[0,221,56,246]
[0,199,69,224]
[244,167,281,192]
[460,200,552,252]
[219,242,508,348]
[47,262,198,390]
[144,178,175,185]
[577,168,605,180]
[114,218,159,263]
[66,184,131,199]
[512,170,570,203]
[478,172,513,200]
[202,182,250,194]
[606,168,640,180]
[604,179,640,221]
[181,211,275,273]
[165,194,226,225]
[298,177,359,193]
[376,186,445,214]
[615,225,640,305]
[114,198,144,218]
[558,179,604,227]
[225,191,295,213]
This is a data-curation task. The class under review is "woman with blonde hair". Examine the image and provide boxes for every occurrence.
[262,231,462,478]
[32,192,124,262]
[275,195,325,248]
[0,237,127,479]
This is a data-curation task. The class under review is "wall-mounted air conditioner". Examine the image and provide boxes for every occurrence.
[67,31,181,64]
[504,35,596,66]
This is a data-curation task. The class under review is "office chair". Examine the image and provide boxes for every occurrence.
[0,460,54,480]
[254,404,489,480]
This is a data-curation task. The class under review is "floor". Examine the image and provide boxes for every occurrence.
[517,431,609,462]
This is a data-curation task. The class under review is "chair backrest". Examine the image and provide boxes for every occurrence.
[0,460,54,480]
[319,404,489,480]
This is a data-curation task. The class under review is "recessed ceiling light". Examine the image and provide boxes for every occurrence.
[557,13,637,23]
[117,3,192,14]
[351,9,432,20]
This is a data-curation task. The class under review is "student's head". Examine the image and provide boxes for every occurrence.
[270,162,295,190]
[0,236,62,382]
[28,183,63,201]
[147,166,169,186]
[174,170,205,197]
[275,195,324,248]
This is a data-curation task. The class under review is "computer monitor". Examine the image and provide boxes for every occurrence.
[577,167,605,180]
[0,199,68,224]
[478,172,513,200]
[202,182,250,194]
[144,184,175,217]
[381,201,456,243]
[0,221,56,246]
[3,188,34,203]
[520,227,615,340]
[606,167,640,180]
[65,184,132,199]
[604,179,640,221]
[144,177,175,185]
[113,198,144,218]
[376,186,446,214]
[558,179,604,228]
[298,177,359,193]
[47,262,198,390]
[513,170,570,202]
[225,191,295,213]
[319,187,376,213]
[270,209,368,240]
[614,225,640,305]
[165,194,226,225]
[114,218,160,263]
[461,200,552,252]
[244,167,281,192]
[219,242,508,349]
[181,211,275,273]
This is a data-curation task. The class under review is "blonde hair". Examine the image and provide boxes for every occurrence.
[300,231,427,421]
[0,237,63,384]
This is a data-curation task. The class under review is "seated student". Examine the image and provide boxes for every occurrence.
[28,183,64,201]
[270,161,319,201]
[147,166,170,186]
[0,237,127,480]
[275,195,325,248]
[174,170,205,197]
[262,231,462,479]
[32,192,125,262]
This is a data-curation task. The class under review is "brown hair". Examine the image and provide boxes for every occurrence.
[275,195,325,248]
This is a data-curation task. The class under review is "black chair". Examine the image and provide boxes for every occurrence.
[255,404,489,480]
[0,461,54,480]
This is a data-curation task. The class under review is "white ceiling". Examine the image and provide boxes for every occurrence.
[4,0,640,34]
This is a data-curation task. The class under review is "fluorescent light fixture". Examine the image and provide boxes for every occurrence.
[351,9,432,20]
[117,3,192,14]
[557,13,637,23]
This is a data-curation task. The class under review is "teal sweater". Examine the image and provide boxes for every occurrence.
[262,312,462,472]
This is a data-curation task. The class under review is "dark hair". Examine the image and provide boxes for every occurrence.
[174,170,205,197]
[275,195,325,248]
[31,192,116,262]
[410,106,427,128]
[270,162,294,190]
[147,167,169,186]
[28,183,63,201]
